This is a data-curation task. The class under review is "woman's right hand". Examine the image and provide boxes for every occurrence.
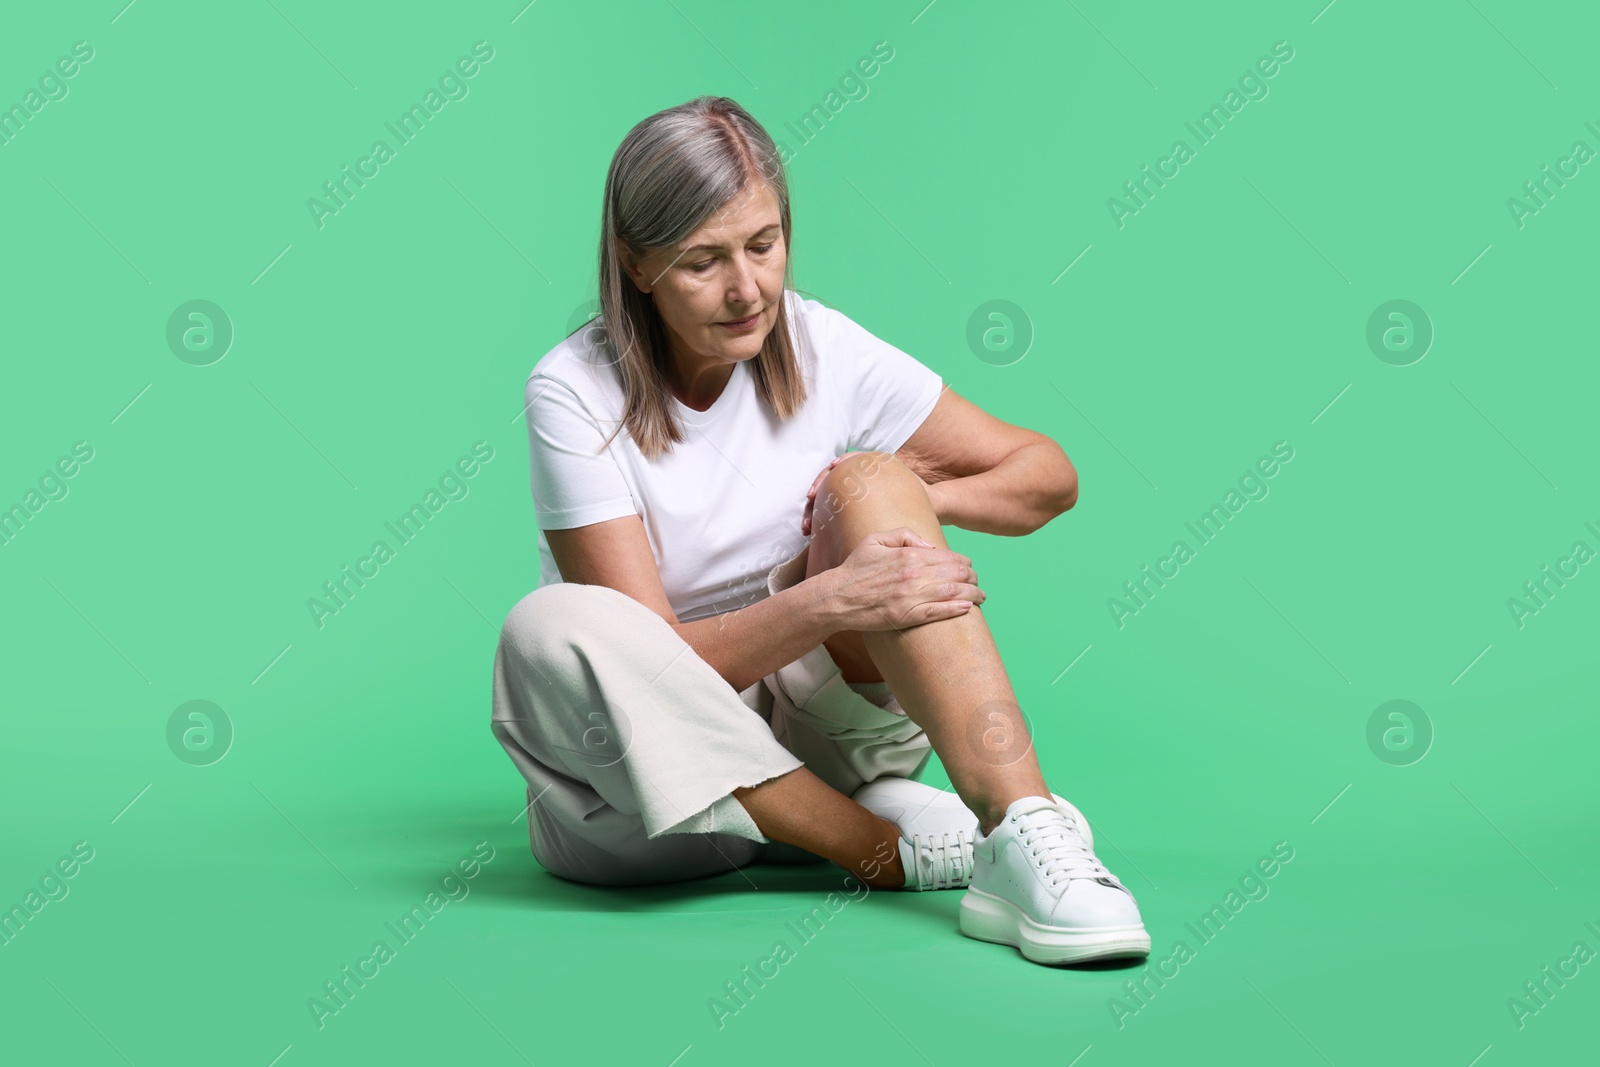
[821,527,985,632]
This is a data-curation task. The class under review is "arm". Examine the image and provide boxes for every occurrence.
[896,387,1078,536]
[545,515,837,694]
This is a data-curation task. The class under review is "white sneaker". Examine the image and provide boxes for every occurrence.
[961,794,1151,964]
[852,777,978,891]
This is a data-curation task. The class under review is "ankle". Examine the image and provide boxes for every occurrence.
[850,817,905,889]
[976,790,1053,837]
[977,801,1013,837]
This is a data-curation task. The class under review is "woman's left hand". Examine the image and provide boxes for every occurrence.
[801,452,864,536]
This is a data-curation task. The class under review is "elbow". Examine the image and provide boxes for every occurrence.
[1052,446,1079,515]
[1033,487,1075,534]
[1030,450,1077,532]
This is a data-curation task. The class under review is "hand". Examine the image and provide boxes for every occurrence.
[801,451,864,536]
[819,527,984,632]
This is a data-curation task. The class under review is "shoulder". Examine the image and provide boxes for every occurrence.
[785,289,905,354]
[787,292,929,391]
[782,289,889,373]
[525,324,621,410]
[785,288,853,340]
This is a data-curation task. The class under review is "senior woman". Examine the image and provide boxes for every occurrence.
[490,96,1149,965]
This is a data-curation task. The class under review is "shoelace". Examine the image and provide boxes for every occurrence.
[1014,806,1126,892]
[909,829,974,890]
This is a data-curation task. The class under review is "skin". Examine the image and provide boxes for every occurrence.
[616,180,785,411]
[550,178,1080,888]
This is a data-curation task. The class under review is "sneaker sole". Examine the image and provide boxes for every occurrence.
[959,887,1152,964]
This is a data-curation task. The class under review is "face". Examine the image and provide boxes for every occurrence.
[620,181,787,371]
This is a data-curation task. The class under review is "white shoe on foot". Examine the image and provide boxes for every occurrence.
[961,794,1151,964]
[852,777,978,891]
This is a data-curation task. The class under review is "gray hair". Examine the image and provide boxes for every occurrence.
[587,95,808,459]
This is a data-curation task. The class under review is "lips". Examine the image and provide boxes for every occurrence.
[718,311,761,327]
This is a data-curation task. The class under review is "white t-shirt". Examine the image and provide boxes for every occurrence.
[523,288,945,622]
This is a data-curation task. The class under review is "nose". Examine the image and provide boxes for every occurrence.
[727,251,761,308]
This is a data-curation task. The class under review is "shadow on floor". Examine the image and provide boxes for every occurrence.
[373,802,1143,964]
[369,803,879,910]
[470,852,902,914]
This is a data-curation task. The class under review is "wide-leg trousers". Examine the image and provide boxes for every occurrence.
[490,544,934,887]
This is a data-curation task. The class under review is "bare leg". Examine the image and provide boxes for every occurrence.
[733,769,906,888]
[733,451,1049,880]
[812,451,1049,831]
[807,451,1050,834]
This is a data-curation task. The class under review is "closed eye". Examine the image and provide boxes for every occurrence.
[689,243,778,273]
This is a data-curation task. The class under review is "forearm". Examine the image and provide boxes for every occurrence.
[928,440,1078,535]
[674,575,839,694]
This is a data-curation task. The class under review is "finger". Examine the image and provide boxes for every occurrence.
[943,564,977,586]
[922,553,971,576]
[864,527,927,549]
[897,525,937,549]
[907,581,982,612]
[878,527,937,551]
[939,560,979,584]
[820,452,856,482]
[809,454,852,497]
[910,601,973,626]
[937,580,986,604]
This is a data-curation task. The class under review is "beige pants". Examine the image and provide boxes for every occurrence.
[490,545,933,886]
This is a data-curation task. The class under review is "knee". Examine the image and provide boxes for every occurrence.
[498,582,635,668]
[815,451,925,517]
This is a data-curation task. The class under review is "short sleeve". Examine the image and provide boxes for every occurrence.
[524,373,638,530]
[821,303,945,454]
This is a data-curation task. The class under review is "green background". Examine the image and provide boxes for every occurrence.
[2,0,1595,1063]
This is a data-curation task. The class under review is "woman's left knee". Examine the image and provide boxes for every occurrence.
[815,451,925,518]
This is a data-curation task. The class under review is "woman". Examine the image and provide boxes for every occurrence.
[491,96,1149,965]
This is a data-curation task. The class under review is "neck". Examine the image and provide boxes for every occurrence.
[668,350,738,412]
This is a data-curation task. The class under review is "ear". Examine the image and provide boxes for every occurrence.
[617,239,652,294]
